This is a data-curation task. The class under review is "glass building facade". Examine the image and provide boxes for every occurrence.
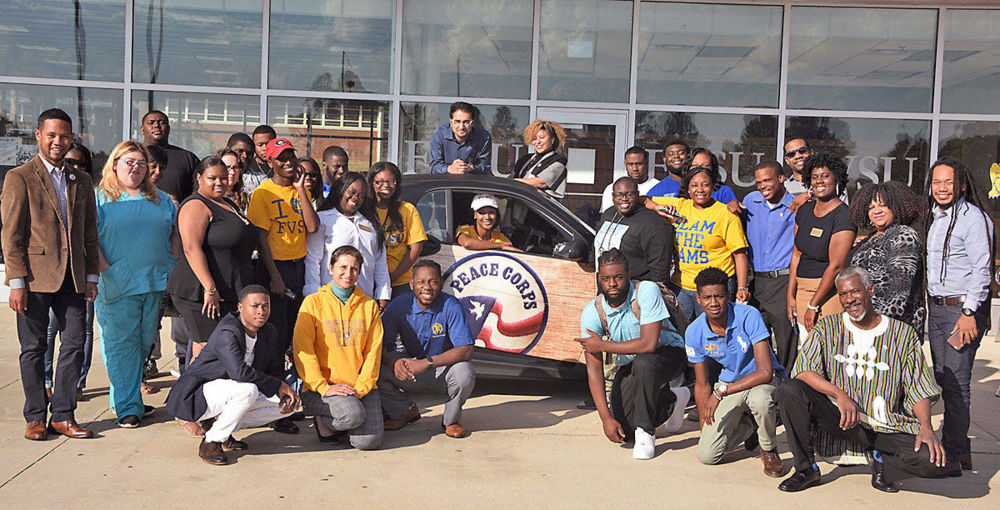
[2,0,1000,227]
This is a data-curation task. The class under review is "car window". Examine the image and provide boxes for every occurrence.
[453,191,571,257]
[415,189,450,243]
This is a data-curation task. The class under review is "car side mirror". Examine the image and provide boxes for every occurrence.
[553,237,588,261]
[421,234,442,256]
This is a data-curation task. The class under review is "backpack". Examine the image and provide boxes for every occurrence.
[592,280,689,395]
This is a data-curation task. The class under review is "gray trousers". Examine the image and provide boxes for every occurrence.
[302,390,383,450]
[378,361,476,426]
[697,378,780,465]
[927,301,987,459]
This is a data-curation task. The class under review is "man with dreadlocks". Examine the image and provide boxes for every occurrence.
[925,157,994,473]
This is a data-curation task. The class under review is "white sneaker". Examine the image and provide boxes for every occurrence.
[169,368,182,378]
[633,427,655,460]
[656,386,691,437]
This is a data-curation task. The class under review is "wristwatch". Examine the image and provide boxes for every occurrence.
[961,307,975,317]
[426,355,435,367]
[715,383,728,400]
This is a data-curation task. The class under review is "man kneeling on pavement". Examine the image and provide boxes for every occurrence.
[685,267,785,477]
[777,266,955,493]
[379,260,476,438]
[166,285,300,465]
[577,248,689,460]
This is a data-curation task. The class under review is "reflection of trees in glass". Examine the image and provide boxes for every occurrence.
[785,117,854,161]
[723,115,778,192]
[489,106,518,144]
[878,132,929,190]
[635,111,705,148]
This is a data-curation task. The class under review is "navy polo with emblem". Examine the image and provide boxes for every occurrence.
[383,293,474,358]
[684,302,786,383]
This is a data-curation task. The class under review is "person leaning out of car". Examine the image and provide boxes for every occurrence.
[455,194,521,252]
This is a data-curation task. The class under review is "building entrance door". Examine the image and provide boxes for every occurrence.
[535,107,628,227]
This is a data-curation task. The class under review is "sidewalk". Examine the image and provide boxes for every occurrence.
[0,309,997,509]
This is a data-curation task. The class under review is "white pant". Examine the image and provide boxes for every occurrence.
[198,379,289,443]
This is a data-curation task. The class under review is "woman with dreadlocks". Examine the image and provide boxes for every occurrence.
[924,157,994,473]
[847,181,925,331]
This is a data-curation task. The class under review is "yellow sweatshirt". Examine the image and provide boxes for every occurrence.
[293,284,383,397]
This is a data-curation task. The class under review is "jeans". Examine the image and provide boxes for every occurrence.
[673,276,736,322]
[44,301,95,389]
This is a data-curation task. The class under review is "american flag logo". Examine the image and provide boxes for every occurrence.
[442,252,548,354]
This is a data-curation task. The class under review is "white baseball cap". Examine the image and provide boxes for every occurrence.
[470,193,499,212]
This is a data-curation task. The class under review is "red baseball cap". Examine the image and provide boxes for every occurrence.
[265,137,296,159]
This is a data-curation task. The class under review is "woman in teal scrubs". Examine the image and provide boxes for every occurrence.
[95,140,178,428]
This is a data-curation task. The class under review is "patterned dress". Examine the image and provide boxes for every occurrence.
[848,224,925,332]
[792,314,940,462]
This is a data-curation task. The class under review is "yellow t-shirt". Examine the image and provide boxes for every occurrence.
[455,224,511,245]
[376,201,428,287]
[651,196,748,291]
[247,179,311,261]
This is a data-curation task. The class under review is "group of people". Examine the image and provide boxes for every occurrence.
[2,102,993,494]
[587,136,992,493]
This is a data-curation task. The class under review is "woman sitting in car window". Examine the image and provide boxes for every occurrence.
[455,194,521,252]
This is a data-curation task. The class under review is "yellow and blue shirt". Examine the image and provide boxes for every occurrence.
[382,293,473,358]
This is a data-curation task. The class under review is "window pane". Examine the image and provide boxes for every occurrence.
[269,0,393,93]
[634,111,778,199]
[942,10,1000,115]
[787,7,936,112]
[267,97,390,172]
[0,0,125,81]
[0,84,123,176]
[938,121,1000,221]
[785,116,930,197]
[132,0,263,88]
[538,0,632,102]
[130,91,260,158]
[401,0,533,99]
[398,102,530,175]
[637,2,781,108]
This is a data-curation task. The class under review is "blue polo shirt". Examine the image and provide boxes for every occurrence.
[742,189,795,272]
[428,123,492,174]
[580,281,685,366]
[685,302,785,382]
[382,293,474,358]
[645,178,738,203]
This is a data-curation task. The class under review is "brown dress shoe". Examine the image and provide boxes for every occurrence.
[199,439,229,465]
[383,405,420,431]
[25,420,48,441]
[761,449,785,478]
[443,421,468,438]
[48,419,94,438]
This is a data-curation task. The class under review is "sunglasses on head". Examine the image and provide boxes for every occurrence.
[784,147,810,158]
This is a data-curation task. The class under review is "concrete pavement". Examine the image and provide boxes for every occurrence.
[1,309,998,509]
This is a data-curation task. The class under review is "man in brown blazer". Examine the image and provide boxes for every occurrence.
[2,108,99,440]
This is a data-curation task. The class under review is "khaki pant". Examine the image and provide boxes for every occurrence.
[794,276,843,327]
[697,378,780,465]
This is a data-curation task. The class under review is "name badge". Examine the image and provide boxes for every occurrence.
[809,227,824,238]
[359,224,373,233]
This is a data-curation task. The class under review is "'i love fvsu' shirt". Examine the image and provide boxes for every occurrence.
[247,178,311,260]
[651,196,747,291]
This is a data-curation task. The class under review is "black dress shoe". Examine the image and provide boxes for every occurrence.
[867,452,899,493]
[271,417,299,434]
[313,417,339,443]
[576,397,597,410]
[778,467,822,492]
[222,435,248,451]
[289,411,306,421]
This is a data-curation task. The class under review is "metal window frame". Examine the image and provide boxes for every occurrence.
[3,1,1000,165]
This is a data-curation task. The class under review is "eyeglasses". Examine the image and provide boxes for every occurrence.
[450,119,474,126]
[784,147,810,158]
[119,159,149,169]
[612,191,639,200]
[373,179,396,187]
